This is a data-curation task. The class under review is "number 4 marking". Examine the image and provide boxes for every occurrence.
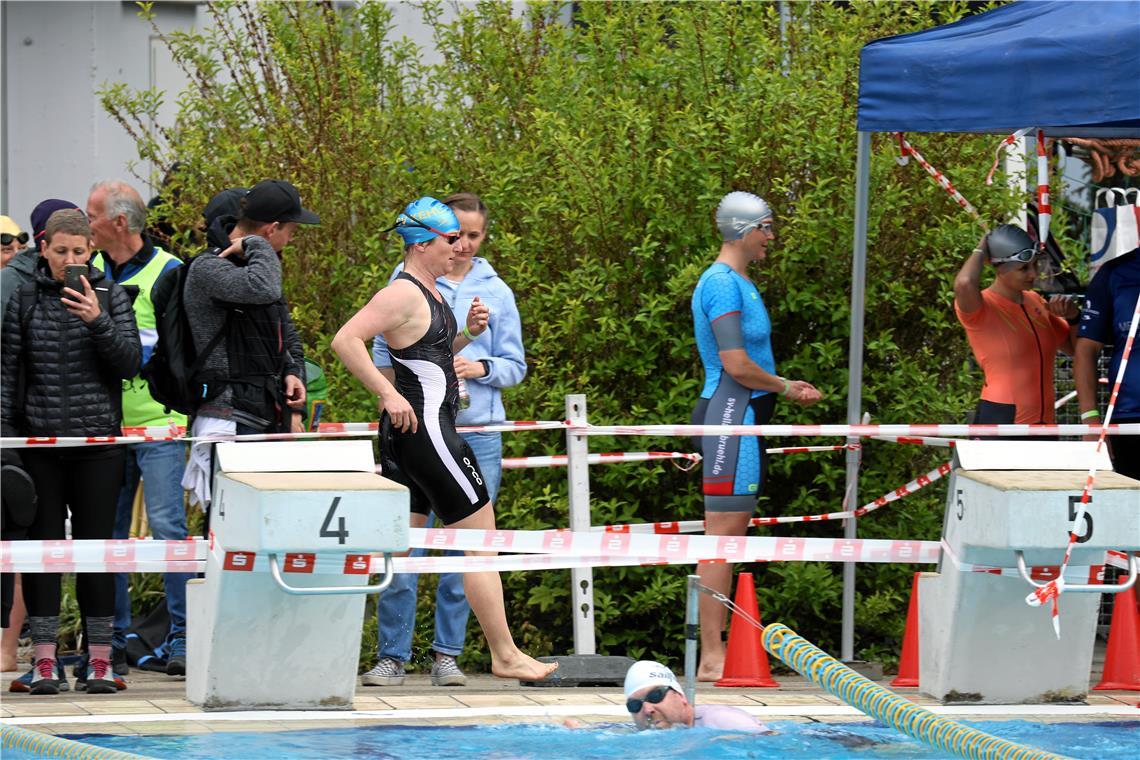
[321,496,349,545]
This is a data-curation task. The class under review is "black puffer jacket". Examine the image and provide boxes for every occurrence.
[0,259,141,437]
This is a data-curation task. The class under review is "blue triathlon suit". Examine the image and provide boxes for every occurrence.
[379,273,490,523]
[1079,247,1140,480]
[691,262,777,512]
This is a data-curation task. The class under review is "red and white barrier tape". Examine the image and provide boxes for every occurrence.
[985,127,1033,186]
[940,540,1113,586]
[317,421,569,435]
[0,421,571,449]
[1054,378,1108,411]
[867,435,958,448]
[501,451,701,470]
[11,420,1138,449]
[896,133,985,227]
[1,530,942,573]
[577,423,1140,438]
[7,534,1131,577]
[1035,128,1052,245]
[766,443,858,454]
[597,461,953,533]
[0,430,378,449]
[501,445,851,470]
[0,538,204,574]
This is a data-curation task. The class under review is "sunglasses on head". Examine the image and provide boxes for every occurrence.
[992,246,1037,265]
[626,685,672,714]
[1,232,29,246]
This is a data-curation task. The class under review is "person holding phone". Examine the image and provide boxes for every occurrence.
[0,209,141,695]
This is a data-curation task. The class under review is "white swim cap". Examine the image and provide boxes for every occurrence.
[623,660,684,699]
[715,191,773,241]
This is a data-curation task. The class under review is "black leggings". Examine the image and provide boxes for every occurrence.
[21,446,125,619]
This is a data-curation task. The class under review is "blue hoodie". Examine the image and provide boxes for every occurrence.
[372,257,526,425]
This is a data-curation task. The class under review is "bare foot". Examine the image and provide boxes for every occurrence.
[491,650,559,681]
[697,657,724,682]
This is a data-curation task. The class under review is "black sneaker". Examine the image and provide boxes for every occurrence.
[29,658,63,695]
[74,656,127,692]
[113,646,129,676]
[166,637,186,676]
[10,660,68,693]
[84,658,118,694]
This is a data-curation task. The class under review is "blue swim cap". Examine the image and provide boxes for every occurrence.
[392,197,460,245]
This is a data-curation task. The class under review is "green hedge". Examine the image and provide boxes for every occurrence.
[103,0,1022,672]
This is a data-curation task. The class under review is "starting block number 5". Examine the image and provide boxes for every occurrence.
[320,496,349,545]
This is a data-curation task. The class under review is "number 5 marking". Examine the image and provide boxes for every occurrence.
[321,496,349,545]
[955,489,964,520]
[1067,495,1093,544]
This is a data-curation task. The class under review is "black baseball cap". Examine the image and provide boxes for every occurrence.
[202,187,248,227]
[242,180,320,225]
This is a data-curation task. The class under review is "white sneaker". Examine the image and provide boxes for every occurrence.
[431,654,467,687]
[362,657,405,686]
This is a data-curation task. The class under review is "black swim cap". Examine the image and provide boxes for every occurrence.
[986,224,1036,264]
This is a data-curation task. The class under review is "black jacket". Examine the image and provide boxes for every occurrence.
[1,260,141,437]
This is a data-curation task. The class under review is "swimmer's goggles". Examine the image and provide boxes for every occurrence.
[991,245,1038,265]
[382,213,461,245]
[626,685,672,714]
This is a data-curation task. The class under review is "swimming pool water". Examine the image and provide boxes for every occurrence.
[40,719,1140,759]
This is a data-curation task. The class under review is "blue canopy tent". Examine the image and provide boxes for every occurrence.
[839,0,1140,660]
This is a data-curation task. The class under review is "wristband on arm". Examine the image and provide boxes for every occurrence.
[780,378,791,398]
[480,359,491,378]
[462,325,477,341]
[1080,409,1101,420]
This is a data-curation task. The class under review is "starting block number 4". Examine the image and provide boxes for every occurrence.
[213,476,408,554]
[320,497,349,545]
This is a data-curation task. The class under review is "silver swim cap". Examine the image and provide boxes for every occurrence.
[715,191,773,241]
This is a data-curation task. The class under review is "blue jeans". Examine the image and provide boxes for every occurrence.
[376,431,502,662]
[113,441,191,650]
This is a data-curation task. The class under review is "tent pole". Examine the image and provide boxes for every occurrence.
[842,130,871,663]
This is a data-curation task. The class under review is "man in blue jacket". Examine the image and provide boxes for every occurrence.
[364,193,526,687]
[1075,246,1140,480]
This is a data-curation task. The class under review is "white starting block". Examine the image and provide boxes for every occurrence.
[919,441,1140,704]
[187,440,408,710]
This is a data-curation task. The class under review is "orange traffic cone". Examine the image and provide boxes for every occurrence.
[715,572,779,688]
[890,572,920,687]
[1093,583,1140,691]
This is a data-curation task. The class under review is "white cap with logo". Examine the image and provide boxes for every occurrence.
[623,660,684,699]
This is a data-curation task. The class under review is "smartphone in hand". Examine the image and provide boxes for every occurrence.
[63,265,87,294]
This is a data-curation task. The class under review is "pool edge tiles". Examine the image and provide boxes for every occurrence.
[3,701,1138,737]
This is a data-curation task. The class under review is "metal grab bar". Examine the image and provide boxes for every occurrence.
[268,553,396,596]
[1015,551,1139,593]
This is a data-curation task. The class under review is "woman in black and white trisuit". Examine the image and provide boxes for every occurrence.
[333,197,556,683]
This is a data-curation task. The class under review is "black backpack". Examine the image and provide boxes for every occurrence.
[141,256,228,415]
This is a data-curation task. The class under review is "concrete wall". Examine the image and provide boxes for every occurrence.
[2,0,202,230]
[0,0,501,234]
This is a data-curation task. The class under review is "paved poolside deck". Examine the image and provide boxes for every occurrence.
[2,666,1137,739]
